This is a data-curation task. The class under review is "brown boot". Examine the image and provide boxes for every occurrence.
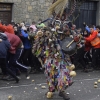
[59,91,70,100]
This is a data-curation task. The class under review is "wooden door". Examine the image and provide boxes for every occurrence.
[74,1,97,28]
[0,3,12,24]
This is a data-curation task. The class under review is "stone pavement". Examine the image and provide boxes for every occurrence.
[0,70,100,100]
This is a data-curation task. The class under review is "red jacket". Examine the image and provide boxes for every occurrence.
[0,23,15,34]
[5,32,22,54]
[85,30,100,48]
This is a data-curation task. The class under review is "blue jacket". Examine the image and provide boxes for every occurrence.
[21,29,31,49]
[0,33,11,58]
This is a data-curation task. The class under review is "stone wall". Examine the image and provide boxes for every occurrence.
[0,0,100,25]
[0,0,52,23]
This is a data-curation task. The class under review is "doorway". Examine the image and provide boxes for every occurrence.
[0,3,12,24]
[74,1,97,28]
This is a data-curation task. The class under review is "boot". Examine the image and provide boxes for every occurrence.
[6,68,19,83]
[6,75,19,83]
[59,91,70,100]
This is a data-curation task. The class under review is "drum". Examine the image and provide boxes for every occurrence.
[61,37,77,56]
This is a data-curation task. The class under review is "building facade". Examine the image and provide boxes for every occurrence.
[0,0,100,26]
[0,0,52,24]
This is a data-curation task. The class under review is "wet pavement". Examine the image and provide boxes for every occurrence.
[0,70,100,100]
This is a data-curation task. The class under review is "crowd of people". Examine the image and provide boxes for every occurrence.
[0,18,100,100]
[71,23,100,72]
[0,19,45,83]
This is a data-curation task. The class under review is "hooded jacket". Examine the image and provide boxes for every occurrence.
[30,25,37,32]
[4,32,22,54]
[0,33,11,58]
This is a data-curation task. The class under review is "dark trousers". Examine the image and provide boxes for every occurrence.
[20,48,32,66]
[0,58,18,80]
[84,51,92,64]
[73,47,86,69]
[91,48,100,69]
[20,48,42,71]
[32,55,42,71]
[7,48,29,75]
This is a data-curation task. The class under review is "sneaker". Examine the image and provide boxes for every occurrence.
[26,67,31,77]
[7,77,15,81]
[7,76,20,83]
[0,75,10,80]
[59,91,70,100]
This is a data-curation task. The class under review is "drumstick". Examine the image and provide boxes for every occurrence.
[66,40,74,47]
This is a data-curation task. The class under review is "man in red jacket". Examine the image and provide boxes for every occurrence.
[85,25,100,70]
[4,32,22,54]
